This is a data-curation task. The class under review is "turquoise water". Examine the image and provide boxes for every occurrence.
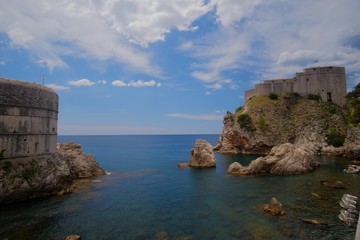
[0,135,359,239]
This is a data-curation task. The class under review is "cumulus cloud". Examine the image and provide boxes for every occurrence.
[166,113,222,121]
[69,79,96,86]
[112,80,161,88]
[46,83,70,91]
[0,0,213,75]
[184,0,360,89]
[97,80,107,84]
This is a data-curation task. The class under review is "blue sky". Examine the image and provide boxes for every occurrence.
[1,0,360,135]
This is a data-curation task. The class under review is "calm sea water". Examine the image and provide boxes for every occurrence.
[0,135,359,240]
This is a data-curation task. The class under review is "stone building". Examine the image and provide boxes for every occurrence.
[0,78,58,159]
[245,66,347,106]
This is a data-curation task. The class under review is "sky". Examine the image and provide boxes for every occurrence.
[1,0,360,135]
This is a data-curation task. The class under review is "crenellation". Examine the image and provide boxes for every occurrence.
[245,66,347,106]
[0,78,58,158]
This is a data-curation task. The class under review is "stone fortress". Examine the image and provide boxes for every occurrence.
[245,66,347,107]
[0,78,58,159]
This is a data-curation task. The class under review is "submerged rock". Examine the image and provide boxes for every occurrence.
[302,219,327,225]
[189,139,216,168]
[320,179,346,189]
[65,235,81,240]
[263,197,285,216]
[177,162,190,168]
[227,143,320,175]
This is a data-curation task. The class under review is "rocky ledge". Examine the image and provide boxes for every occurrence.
[0,142,105,204]
[227,143,320,175]
[177,139,216,168]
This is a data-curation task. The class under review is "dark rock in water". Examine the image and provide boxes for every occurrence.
[263,197,285,216]
[320,179,346,189]
[155,231,169,240]
[302,219,327,225]
[189,139,216,168]
[177,162,190,168]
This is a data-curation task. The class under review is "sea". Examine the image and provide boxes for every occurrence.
[0,134,359,240]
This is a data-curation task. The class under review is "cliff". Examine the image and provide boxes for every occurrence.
[0,142,105,204]
[215,93,360,159]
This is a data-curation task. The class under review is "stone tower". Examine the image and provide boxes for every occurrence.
[0,78,58,159]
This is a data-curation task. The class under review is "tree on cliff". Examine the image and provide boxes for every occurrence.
[347,83,360,125]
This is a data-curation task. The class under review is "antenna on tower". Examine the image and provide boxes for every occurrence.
[40,75,45,85]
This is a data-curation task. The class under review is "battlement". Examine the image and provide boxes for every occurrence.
[0,78,58,159]
[245,66,347,106]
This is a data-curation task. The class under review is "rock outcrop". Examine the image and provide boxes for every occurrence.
[0,142,105,204]
[227,143,320,175]
[189,139,216,168]
[263,197,285,216]
[57,143,105,178]
[215,95,360,157]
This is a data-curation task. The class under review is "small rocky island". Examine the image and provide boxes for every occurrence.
[178,139,216,168]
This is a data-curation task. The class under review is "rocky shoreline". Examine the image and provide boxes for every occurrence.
[0,142,105,205]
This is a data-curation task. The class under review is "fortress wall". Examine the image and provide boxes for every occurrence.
[0,78,58,158]
[245,66,347,106]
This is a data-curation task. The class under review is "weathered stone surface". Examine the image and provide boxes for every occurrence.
[320,179,346,189]
[65,235,81,240]
[302,219,327,225]
[177,162,190,168]
[57,143,105,178]
[226,162,249,176]
[227,143,319,175]
[189,139,216,168]
[0,142,105,204]
[263,197,285,216]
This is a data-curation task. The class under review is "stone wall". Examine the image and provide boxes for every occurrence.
[245,66,347,106]
[0,78,58,158]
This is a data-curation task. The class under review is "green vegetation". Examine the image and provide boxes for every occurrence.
[20,159,38,182]
[290,92,301,98]
[256,116,267,131]
[346,83,360,125]
[307,94,321,101]
[237,114,254,131]
[325,131,345,147]
[268,92,279,100]
[235,106,243,113]
[322,102,339,115]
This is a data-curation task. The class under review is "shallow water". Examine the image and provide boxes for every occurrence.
[0,135,359,239]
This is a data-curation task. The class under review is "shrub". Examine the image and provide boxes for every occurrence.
[237,114,253,131]
[257,116,267,131]
[291,92,301,98]
[268,92,279,100]
[307,94,321,101]
[325,131,345,147]
[235,106,243,113]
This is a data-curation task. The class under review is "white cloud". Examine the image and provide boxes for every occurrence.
[69,79,96,86]
[166,113,223,121]
[112,80,161,88]
[46,83,70,91]
[183,0,360,90]
[112,80,127,87]
[206,83,222,90]
[97,80,107,84]
[0,61,5,65]
[0,0,214,75]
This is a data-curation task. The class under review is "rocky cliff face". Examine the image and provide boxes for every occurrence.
[0,142,105,204]
[215,95,360,158]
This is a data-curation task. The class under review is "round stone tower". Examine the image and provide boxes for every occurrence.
[0,78,58,159]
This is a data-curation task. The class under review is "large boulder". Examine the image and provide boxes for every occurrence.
[226,162,249,175]
[227,143,320,175]
[57,143,106,178]
[189,139,216,168]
